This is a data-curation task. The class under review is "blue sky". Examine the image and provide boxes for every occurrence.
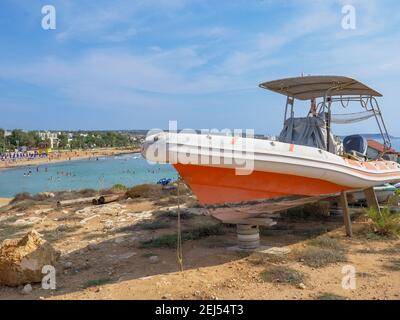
[1,0,400,135]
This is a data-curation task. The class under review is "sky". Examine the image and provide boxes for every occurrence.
[1,0,400,136]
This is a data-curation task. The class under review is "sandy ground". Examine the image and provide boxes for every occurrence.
[0,148,139,169]
[0,187,399,300]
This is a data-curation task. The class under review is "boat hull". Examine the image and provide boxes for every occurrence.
[143,132,400,205]
[174,163,350,205]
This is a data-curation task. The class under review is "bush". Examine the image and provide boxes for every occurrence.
[366,206,400,237]
[125,184,164,199]
[10,192,33,204]
[111,184,128,191]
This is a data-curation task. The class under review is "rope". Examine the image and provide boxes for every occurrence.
[176,177,184,272]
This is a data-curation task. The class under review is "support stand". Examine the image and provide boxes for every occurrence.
[363,187,381,213]
[340,191,353,237]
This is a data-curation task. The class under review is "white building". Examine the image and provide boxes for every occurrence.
[38,131,59,148]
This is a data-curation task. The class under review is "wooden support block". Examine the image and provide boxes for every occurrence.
[340,191,353,237]
[363,187,380,213]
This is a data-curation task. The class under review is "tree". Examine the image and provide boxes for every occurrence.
[0,128,5,152]
[58,133,69,149]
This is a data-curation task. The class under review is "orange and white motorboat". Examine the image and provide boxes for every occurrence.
[142,76,400,206]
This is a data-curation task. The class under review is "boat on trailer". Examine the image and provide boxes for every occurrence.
[142,76,400,207]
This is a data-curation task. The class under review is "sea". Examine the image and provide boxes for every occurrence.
[0,153,177,198]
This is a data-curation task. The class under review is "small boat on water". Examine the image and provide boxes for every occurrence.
[143,76,400,206]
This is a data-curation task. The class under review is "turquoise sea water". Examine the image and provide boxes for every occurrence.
[390,138,400,151]
[0,153,178,198]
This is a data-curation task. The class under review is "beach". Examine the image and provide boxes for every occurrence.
[0,148,140,170]
[0,198,10,207]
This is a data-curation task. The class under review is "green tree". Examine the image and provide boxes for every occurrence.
[0,128,5,152]
[58,133,69,149]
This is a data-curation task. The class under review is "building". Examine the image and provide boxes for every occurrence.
[367,139,398,162]
[38,131,59,149]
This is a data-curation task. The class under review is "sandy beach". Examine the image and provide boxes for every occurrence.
[0,198,11,207]
[0,148,140,170]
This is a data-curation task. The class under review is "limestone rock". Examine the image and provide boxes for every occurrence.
[0,230,60,286]
[21,284,32,295]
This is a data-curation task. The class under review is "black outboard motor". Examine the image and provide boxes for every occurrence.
[343,134,368,156]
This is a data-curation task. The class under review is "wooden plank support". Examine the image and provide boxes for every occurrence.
[363,187,381,213]
[340,191,353,237]
[218,217,277,227]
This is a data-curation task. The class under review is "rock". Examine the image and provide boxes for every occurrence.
[79,214,100,225]
[114,237,125,244]
[15,212,26,217]
[87,244,98,251]
[0,230,60,286]
[21,284,32,295]
[34,208,53,215]
[12,217,42,227]
[38,192,55,198]
[149,256,159,264]
[120,252,136,260]
[103,220,114,230]
[298,283,306,290]
[63,261,73,269]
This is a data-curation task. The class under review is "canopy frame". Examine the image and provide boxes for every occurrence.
[260,76,392,156]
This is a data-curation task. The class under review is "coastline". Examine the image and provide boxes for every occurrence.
[0,148,140,170]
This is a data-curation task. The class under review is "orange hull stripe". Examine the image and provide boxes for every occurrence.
[174,164,351,205]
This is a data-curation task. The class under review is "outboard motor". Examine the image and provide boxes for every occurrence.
[343,135,368,156]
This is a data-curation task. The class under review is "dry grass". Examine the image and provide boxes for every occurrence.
[137,220,171,230]
[384,259,400,271]
[316,292,347,300]
[295,246,347,268]
[308,236,346,251]
[82,278,112,288]
[260,266,305,286]
[139,224,226,248]
[125,184,165,199]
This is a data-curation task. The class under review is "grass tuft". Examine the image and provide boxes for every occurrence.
[316,292,347,300]
[137,220,171,230]
[308,236,345,251]
[140,224,225,248]
[384,259,400,271]
[295,246,347,268]
[83,278,112,288]
[260,266,304,285]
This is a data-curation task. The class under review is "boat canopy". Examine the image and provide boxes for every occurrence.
[259,76,382,100]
